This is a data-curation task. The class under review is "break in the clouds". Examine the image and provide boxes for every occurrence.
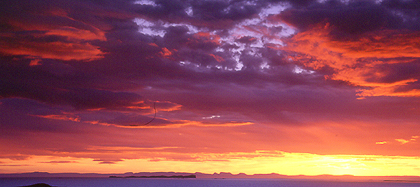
[1,0,420,170]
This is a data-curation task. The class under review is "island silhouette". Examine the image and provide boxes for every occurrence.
[3,172,420,183]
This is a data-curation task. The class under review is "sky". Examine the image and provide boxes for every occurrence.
[1,0,420,176]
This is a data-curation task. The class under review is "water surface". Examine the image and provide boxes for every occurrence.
[1,178,419,187]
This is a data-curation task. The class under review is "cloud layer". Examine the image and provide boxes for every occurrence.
[1,0,420,167]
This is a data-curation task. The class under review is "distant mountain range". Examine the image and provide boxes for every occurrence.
[1,172,420,183]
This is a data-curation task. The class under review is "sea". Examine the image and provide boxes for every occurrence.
[1,178,419,187]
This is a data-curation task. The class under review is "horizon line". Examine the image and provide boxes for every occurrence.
[1,171,420,178]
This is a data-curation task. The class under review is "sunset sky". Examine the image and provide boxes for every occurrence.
[1,0,420,176]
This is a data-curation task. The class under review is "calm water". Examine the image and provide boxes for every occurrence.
[1,178,419,187]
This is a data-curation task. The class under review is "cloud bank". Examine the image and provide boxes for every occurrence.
[1,0,420,166]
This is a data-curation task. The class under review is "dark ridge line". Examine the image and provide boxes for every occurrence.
[109,174,196,179]
[21,183,53,187]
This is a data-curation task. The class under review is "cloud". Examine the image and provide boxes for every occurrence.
[395,139,409,144]
[0,0,311,112]
[2,0,420,169]
[93,159,123,164]
[39,161,78,164]
[33,114,81,122]
[0,33,105,61]
[87,118,252,129]
[281,20,420,97]
[0,164,32,167]
[375,141,387,145]
[133,0,266,29]
[274,0,420,98]
[1,78,149,110]
[0,0,113,61]
[45,26,106,41]
[279,0,402,33]
[395,136,419,144]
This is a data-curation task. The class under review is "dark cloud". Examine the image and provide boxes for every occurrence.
[133,0,265,29]
[0,98,81,133]
[190,0,261,21]
[269,0,317,7]
[382,0,420,30]
[134,0,188,19]
[2,0,418,121]
[0,62,149,110]
[91,112,177,127]
[236,36,258,44]
[363,60,420,84]
[278,0,401,35]
[93,159,123,164]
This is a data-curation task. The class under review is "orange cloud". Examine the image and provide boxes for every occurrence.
[33,114,80,122]
[29,59,41,66]
[154,100,182,112]
[45,26,106,41]
[124,101,150,110]
[2,10,107,62]
[283,23,420,98]
[209,54,224,62]
[88,119,252,129]
[159,47,172,57]
[328,30,420,59]
[124,100,181,112]
[193,32,220,44]
[148,43,159,47]
[0,39,104,61]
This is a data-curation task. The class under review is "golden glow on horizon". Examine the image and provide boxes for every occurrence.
[1,151,420,176]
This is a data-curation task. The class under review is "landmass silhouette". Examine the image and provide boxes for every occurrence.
[109,174,196,178]
[3,172,420,183]
[21,183,53,187]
